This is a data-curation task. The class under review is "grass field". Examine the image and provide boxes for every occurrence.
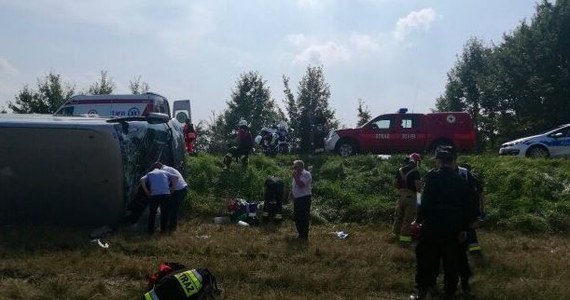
[1,153,569,299]
[1,220,569,300]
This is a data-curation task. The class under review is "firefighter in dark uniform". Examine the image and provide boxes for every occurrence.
[456,163,485,295]
[410,149,474,300]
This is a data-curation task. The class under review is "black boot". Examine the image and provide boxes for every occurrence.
[409,289,427,300]
[461,277,474,298]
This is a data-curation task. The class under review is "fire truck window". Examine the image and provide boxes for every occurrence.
[401,118,415,129]
[374,119,391,129]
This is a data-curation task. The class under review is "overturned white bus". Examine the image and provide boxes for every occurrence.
[0,94,189,226]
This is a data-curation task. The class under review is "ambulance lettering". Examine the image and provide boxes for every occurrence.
[111,110,126,116]
[128,107,140,116]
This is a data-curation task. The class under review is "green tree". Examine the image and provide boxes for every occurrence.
[356,98,371,127]
[437,0,570,150]
[223,71,280,137]
[202,111,227,153]
[283,75,298,124]
[129,76,150,94]
[285,65,338,153]
[8,72,75,114]
[435,37,494,151]
[88,70,115,95]
[202,71,281,152]
[494,0,570,138]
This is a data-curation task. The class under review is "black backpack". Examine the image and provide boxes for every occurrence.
[143,267,221,300]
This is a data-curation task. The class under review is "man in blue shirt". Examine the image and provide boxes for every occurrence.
[141,162,178,235]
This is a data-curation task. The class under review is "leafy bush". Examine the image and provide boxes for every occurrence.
[184,153,570,232]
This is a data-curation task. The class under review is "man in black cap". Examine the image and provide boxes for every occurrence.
[410,149,473,300]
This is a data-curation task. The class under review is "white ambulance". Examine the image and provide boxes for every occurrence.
[54,92,191,124]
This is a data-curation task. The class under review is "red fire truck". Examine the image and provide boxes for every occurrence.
[324,109,476,156]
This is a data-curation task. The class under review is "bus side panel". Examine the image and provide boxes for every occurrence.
[0,127,124,225]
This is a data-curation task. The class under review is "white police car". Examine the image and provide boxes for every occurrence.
[499,124,570,158]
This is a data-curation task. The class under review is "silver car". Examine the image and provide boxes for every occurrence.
[499,124,570,158]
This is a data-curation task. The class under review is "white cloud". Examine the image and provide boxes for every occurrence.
[0,57,18,74]
[293,42,350,66]
[349,33,381,53]
[285,34,307,47]
[296,0,324,9]
[156,5,216,57]
[393,8,438,41]
[1,1,215,56]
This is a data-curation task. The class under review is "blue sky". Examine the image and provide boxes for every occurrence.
[0,0,540,127]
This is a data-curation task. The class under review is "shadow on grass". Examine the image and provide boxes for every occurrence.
[0,225,93,252]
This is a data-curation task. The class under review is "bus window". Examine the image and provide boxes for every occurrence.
[56,106,74,116]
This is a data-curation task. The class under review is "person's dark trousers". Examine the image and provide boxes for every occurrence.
[466,228,481,254]
[147,194,171,234]
[415,235,440,292]
[458,240,472,287]
[415,232,461,297]
[294,195,311,239]
[168,187,188,232]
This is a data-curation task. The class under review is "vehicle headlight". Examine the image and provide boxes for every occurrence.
[326,130,335,139]
[502,139,526,147]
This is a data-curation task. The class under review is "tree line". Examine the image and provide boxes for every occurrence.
[200,66,340,154]
[3,0,569,153]
[436,0,570,151]
[5,70,150,114]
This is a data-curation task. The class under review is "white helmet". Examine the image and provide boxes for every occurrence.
[277,121,288,131]
[238,119,248,127]
[254,135,262,145]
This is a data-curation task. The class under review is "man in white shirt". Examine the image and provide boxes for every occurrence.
[291,160,312,240]
[140,162,178,235]
[159,163,189,233]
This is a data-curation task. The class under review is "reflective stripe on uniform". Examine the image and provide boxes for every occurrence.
[469,244,481,252]
[144,290,160,300]
[174,270,202,297]
[275,214,282,219]
[399,235,412,242]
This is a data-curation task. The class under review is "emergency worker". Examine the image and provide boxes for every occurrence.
[457,163,485,256]
[224,119,253,168]
[410,149,473,300]
[183,121,197,154]
[159,162,188,233]
[456,162,485,295]
[140,162,178,235]
[392,153,422,245]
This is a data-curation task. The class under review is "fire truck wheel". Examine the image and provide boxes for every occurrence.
[336,141,357,156]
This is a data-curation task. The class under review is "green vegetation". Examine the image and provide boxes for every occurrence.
[188,153,570,233]
[437,0,570,150]
[1,153,569,299]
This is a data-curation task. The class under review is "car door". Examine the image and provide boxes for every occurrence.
[364,114,396,153]
[547,126,570,157]
[392,114,424,153]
